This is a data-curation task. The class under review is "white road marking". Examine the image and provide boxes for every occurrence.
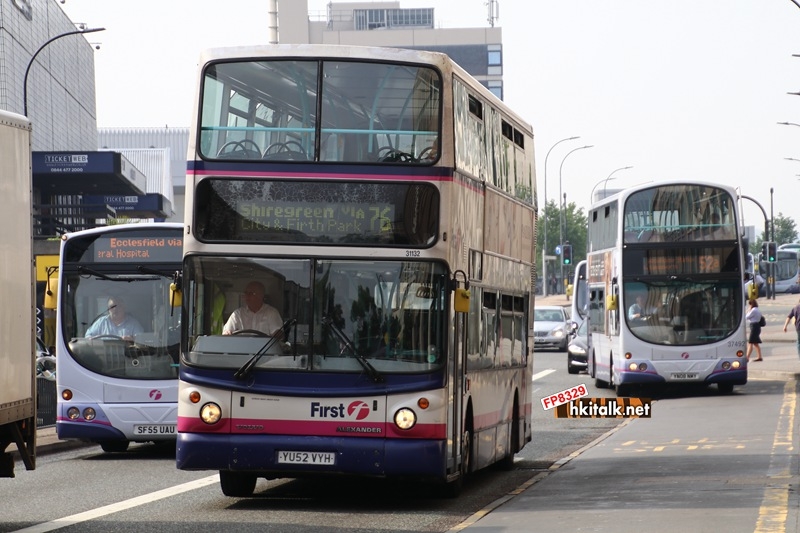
[533,369,556,381]
[15,474,220,532]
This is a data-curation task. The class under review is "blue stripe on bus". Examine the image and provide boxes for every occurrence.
[176,433,447,479]
[57,420,127,441]
[180,366,446,396]
[617,368,747,386]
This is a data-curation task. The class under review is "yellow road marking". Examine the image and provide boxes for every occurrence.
[754,380,796,532]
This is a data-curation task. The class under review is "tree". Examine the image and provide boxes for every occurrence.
[769,213,798,247]
[536,199,588,271]
[751,213,798,254]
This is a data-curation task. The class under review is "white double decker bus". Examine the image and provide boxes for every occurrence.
[586,181,747,396]
[175,44,536,497]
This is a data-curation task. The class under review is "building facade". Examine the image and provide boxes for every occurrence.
[99,1,505,225]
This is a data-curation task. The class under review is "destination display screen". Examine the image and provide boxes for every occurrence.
[195,179,439,246]
[623,246,740,276]
[65,229,183,264]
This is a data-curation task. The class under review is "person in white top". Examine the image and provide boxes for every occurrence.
[222,280,284,337]
[85,296,144,341]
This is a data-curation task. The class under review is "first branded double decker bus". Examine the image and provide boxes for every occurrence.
[176,44,536,497]
[586,181,748,396]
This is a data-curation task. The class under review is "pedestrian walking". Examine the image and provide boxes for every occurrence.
[782,297,800,357]
[746,299,763,362]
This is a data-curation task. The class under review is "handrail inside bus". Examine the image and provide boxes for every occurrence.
[201,125,436,136]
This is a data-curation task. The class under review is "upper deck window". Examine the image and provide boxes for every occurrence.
[623,184,736,244]
[199,59,441,165]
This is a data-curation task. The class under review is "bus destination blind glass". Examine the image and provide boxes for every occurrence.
[196,179,439,245]
[236,200,395,238]
[91,235,183,263]
[626,247,738,276]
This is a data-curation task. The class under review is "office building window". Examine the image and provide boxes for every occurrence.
[487,80,503,101]
[355,8,433,30]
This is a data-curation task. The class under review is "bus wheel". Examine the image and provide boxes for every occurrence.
[718,383,734,394]
[593,353,608,389]
[441,416,473,498]
[100,440,129,453]
[220,471,257,497]
[609,357,629,397]
[497,398,519,471]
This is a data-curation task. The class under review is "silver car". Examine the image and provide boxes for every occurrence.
[532,306,573,352]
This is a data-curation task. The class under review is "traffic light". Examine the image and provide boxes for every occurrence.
[761,242,769,261]
[562,244,573,265]
[767,241,777,262]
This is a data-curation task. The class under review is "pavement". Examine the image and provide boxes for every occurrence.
[448,291,800,532]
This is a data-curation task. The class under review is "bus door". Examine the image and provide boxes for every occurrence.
[451,305,465,476]
[450,277,470,477]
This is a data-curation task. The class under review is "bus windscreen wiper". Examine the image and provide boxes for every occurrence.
[322,316,384,383]
[78,265,115,281]
[137,265,173,279]
[233,318,296,380]
[77,266,151,282]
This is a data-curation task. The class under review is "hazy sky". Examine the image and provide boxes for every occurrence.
[60,0,800,234]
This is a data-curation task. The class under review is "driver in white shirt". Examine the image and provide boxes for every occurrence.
[222,280,284,337]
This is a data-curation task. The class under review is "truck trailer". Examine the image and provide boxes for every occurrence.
[0,110,37,477]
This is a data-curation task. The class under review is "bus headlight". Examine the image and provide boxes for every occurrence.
[67,407,80,420]
[83,408,96,421]
[394,408,417,430]
[200,402,222,425]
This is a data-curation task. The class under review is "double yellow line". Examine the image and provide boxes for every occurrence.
[754,380,796,532]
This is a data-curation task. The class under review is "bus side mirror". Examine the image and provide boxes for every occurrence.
[170,282,182,308]
[746,283,758,301]
[606,294,618,311]
[454,288,470,313]
[44,275,58,310]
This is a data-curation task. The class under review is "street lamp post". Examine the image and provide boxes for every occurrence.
[740,194,771,298]
[590,177,613,201]
[558,144,593,290]
[541,136,579,296]
[23,27,105,116]
[770,187,775,300]
[778,121,800,128]
[603,166,633,198]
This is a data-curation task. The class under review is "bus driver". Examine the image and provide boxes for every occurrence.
[85,296,144,341]
[222,280,284,337]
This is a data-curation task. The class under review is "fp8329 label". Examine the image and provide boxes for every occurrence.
[541,384,588,411]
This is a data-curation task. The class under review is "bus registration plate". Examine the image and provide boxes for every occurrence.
[277,451,336,465]
[133,424,176,435]
[671,372,698,380]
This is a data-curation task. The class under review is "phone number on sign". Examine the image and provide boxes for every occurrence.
[541,384,588,410]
